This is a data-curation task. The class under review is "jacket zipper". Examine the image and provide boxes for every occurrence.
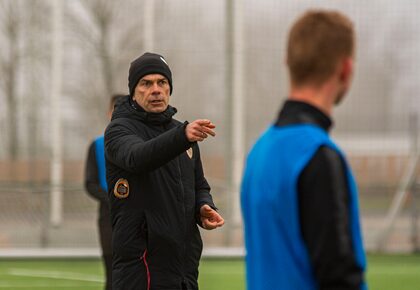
[177,157,187,284]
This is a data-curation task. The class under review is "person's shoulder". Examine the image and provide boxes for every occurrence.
[311,145,344,173]
[93,135,104,142]
[86,139,96,154]
[171,118,183,126]
[105,117,139,136]
[109,117,134,126]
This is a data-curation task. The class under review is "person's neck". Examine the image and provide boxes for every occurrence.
[288,82,338,117]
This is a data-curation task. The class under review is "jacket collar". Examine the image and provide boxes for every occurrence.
[112,95,177,125]
[274,100,332,132]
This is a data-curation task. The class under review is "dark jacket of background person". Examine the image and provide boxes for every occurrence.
[104,96,216,290]
[84,136,112,290]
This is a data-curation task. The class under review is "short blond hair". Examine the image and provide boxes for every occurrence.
[287,10,355,87]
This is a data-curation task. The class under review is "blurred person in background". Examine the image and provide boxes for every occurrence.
[84,93,125,290]
[104,52,224,290]
[241,10,367,290]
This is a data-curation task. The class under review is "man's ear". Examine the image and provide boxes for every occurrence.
[339,57,353,84]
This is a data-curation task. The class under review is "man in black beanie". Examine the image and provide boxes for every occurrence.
[104,52,224,290]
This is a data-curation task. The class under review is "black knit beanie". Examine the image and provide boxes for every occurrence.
[128,52,173,96]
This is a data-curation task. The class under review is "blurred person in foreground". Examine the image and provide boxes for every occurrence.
[104,52,224,290]
[84,94,125,290]
[241,10,367,290]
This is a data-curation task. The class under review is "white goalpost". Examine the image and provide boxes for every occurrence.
[375,113,420,252]
[49,0,64,227]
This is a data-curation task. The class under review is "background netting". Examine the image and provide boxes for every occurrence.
[1,0,420,254]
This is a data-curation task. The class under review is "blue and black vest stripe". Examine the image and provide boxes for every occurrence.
[94,135,108,192]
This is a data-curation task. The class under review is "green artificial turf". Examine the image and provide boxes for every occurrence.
[0,254,419,290]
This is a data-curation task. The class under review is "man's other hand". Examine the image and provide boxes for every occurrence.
[200,204,224,230]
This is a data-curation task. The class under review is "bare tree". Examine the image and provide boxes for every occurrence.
[64,0,144,141]
[0,0,23,160]
[23,0,51,159]
[66,0,118,114]
[81,0,116,95]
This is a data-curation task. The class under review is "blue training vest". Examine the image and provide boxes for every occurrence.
[241,124,367,290]
[94,135,108,192]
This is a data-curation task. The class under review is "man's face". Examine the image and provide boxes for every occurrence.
[133,74,170,113]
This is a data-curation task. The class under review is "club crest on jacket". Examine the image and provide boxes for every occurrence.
[113,178,129,199]
[186,148,193,159]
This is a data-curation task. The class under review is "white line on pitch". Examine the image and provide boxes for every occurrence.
[8,268,104,283]
[0,284,99,288]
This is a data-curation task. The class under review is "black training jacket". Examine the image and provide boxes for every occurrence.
[104,96,216,290]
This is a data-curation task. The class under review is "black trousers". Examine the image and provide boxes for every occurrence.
[99,216,113,290]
